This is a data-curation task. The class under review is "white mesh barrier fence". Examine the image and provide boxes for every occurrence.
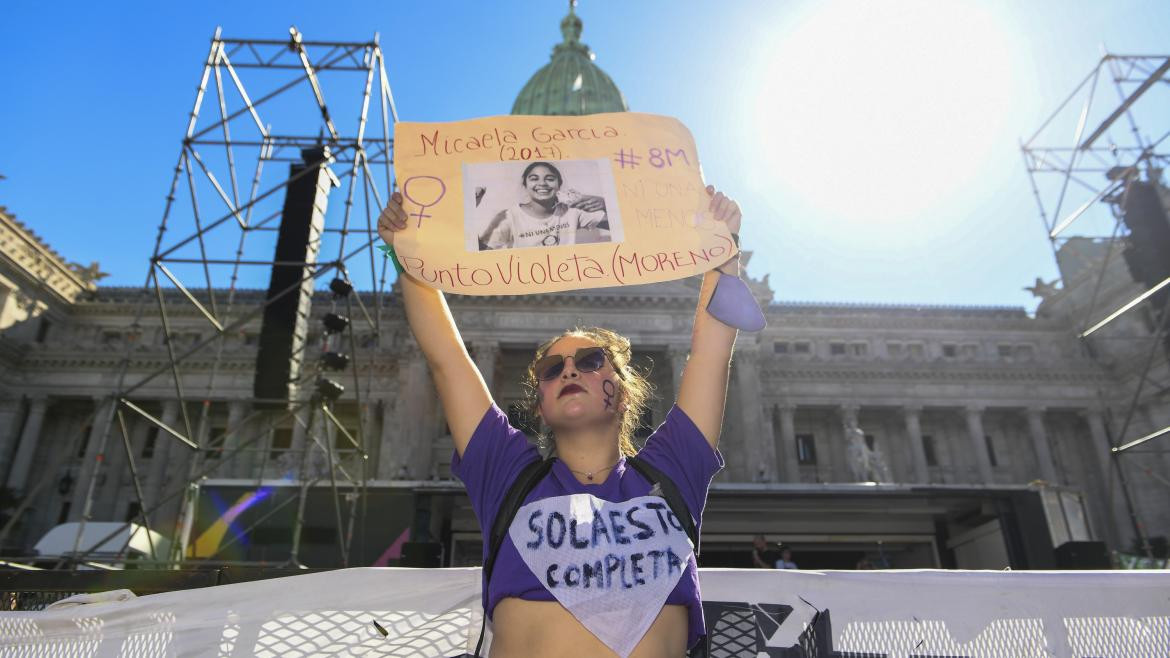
[0,567,1168,657]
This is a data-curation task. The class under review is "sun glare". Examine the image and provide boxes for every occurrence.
[751,0,1018,226]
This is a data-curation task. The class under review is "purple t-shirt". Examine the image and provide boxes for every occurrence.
[451,403,724,650]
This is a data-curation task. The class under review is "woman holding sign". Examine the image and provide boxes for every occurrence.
[378,185,742,658]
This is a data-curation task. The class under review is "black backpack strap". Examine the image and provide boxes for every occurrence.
[473,456,554,657]
[483,457,554,583]
[626,456,701,556]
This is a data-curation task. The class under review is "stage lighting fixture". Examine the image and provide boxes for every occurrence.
[315,377,345,401]
[322,352,350,370]
[329,277,353,298]
[322,313,350,333]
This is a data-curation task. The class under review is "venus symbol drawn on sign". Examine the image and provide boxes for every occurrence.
[401,175,447,229]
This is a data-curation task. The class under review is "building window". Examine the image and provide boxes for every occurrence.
[206,427,225,459]
[796,434,817,465]
[997,344,1014,359]
[850,342,868,357]
[773,341,789,354]
[922,435,938,467]
[1015,344,1035,361]
[887,342,904,358]
[793,341,812,355]
[334,426,360,450]
[76,425,92,458]
[942,344,958,358]
[908,343,925,359]
[984,435,999,467]
[960,344,979,359]
[141,426,158,458]
[829,342,847,356]
[36,318,52,343]
[270,428,293,459]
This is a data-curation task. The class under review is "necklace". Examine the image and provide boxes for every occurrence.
[567,458,621,482]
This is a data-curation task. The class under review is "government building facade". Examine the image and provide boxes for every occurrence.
[1,9,1167,571]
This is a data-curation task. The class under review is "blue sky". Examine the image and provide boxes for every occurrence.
[3,0,1168,309]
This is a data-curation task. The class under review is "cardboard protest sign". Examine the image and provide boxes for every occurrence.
[391,112,736,295]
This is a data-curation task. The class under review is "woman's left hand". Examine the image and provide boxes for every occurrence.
[706,185,742,235]
[570,194,606,213]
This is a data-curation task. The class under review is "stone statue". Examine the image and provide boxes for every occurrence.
[844,420,892,483]
[68,261,109,285]
[1024,277,1060,300]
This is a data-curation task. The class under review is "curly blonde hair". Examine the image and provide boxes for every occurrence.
[524,327,654,457]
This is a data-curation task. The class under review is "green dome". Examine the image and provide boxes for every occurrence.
[511,7,628,116]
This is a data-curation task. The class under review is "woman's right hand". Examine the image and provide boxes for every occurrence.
[377,192,408,246]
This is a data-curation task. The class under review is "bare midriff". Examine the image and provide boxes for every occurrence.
[490,598,688,657]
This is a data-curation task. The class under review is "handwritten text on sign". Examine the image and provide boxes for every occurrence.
[392,112,737,295]
[508,493,694,657]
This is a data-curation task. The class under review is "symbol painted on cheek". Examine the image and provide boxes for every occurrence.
[602,380,617,411]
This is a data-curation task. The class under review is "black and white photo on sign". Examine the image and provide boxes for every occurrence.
[462,158,624,252]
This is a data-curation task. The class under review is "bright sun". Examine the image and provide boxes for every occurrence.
[751,0,1018,225]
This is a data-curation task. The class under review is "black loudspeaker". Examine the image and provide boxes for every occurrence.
[401,541,443,568]
[1121,181,1170,292]
[1054,541,1110,570]
[253,146,338,406]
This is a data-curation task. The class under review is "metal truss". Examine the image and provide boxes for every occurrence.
[52,27,399,569]
[1022,53,1170,553]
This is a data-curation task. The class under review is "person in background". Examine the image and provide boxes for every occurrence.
[775,546,798,570]
[751,535,779,569]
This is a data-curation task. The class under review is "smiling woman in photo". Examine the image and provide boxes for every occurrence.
[479,161,610,250]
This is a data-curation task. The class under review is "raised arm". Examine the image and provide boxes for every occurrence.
[378,192,491,457]
[676,186,742,449]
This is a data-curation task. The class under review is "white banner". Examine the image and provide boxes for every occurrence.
[0,567,1168,657]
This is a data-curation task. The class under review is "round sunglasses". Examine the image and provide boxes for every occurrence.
[534,346,608,381]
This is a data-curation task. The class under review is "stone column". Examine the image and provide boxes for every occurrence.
[904,406,930,483]
[360,400,379,479]
[1026,407,1059,483]
[70,397,117,519]
[146,400,180,510]
[472,341,500,397]
[733,342,775,481]
[666,345,689,401]
[964,406,995,483]
[233,406,262,480]
[377,396,398,479]
[221,400,249,478]
[777,404,799,482]
[388,352,432,479]
[7,396,49,492]
[0,397,23,485]
[1081,407,1125,544]
[97,407,136,519]
[1081,408,1114,490]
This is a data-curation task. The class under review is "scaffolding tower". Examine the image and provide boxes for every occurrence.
[45,27,399,569]
[1021,53,1170,553]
